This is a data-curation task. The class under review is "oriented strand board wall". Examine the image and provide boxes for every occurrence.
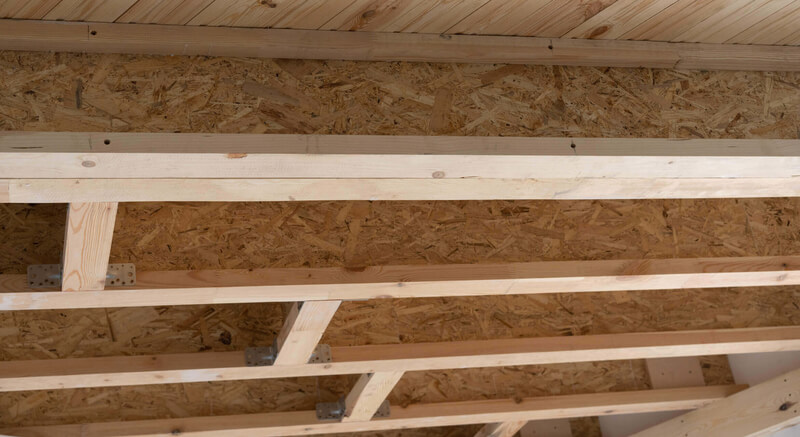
[1,51,800,436]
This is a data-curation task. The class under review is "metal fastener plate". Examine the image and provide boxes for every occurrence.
[27,263,136,289]
[106,263,136,287]
[27,264,61,288]
[308,344,331,364]
[245,346,276,367]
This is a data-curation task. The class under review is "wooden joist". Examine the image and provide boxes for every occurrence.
[2,132,800,202]
[0,386,747,437]
[2,19,800,71]
[1,256,797,311]
[633,368,800,437]
[273,301,341,366]
[1,326,797,392]
[61,202,118,291]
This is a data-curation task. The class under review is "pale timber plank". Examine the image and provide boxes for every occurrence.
[273,300,341,365]
[1,256,798,310]
[343,371,404,422]
[475,421,528,437]
[0,326,797,392]
[0,386,747,437]
[633,368,800,437]
[61,202,118,291]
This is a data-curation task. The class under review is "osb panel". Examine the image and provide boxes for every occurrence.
[1,51,799,437]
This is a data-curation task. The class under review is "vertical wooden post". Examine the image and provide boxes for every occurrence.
[61,202,118,291]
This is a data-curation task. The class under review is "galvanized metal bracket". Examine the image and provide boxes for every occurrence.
[315,398,390,421]
[244,345,276,366]
[244,343,332,367]
[27,263,136,289]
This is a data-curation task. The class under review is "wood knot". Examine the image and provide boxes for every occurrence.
[779,401,796,411]
[81,160,96,168]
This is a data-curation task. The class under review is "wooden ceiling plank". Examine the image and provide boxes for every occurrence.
[60,202,118,292]
[3,20,800,71]
[506,0,618,38]
[727,2,800,45]
[564,0,680,40]
[316,0,478,33]
[0,0,63,19]
[273,300,341,366]
[186,0,307,28]
[400,0,491,34]
[270,0,359,30]
[43,0,139,22]
[475,421,528,437]
[632,368,800,437]
[621,0,735,42]
[0,386,747,437]
[674,0,794,44]
[445,0,552,36]
[116,0,215,25]
[1,255,798,310]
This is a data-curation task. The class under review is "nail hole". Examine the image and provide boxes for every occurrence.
[103,139,111,145]
[90,30,97,36]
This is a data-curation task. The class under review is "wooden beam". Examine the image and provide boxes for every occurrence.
[476,421,528,437]
[633,368,800,437]
[343,371,404,422]
[61,202,118,291]
[0,386,747,437]
[2,20,800,71]
[5,177,800,203]
[0,326,796,392]
[273,301,340,366]
[2,132,800,202]
[0,255,797,310]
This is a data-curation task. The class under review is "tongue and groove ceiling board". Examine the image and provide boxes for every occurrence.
[3,0,800,45]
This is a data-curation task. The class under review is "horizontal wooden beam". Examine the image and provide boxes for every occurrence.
[1,133,800,202]
[633,368,800,437]
[4,177,800,203]
[1,256,797,311]
[0,386,747,437]
[1,326,797,392]
[2,20,800,71]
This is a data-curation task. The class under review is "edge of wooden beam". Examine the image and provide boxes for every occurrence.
[2,20,800,71]
[0,386,748,437]
[0,326,797,392]
[1,256,798,310]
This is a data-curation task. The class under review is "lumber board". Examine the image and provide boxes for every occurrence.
[5,177,800,202]
[475,421,528,437]
[2,132,800,202]
[61,202,118,291]
[0,256,797,310]
[343,371,404,422]
[0,386,747,437]
[273,300,340,365]
[2,19,800,71]
[633,368,800,437]
[0,326,797,392]
[2,132,800,178]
